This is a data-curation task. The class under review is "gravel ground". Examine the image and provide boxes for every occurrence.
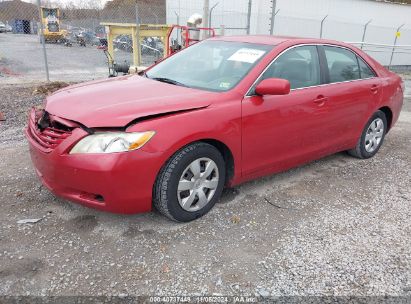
[0,85,44,146]
[0,79,410,298]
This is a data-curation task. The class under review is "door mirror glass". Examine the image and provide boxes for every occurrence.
[255,78,290,96]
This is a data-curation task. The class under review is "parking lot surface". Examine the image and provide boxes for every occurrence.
[0,33,156,84]
[0,79,410,297]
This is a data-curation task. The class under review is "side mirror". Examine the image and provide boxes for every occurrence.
[255,78,290,96]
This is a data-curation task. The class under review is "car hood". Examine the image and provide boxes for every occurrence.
[45,75,214,128]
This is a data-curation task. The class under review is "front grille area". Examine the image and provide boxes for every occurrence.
[28,109,72,153]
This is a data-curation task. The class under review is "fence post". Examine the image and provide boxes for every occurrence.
[36,0,50,82]
[320,15,328,38]
[209,2,219,28]
[203,0,209,33]
[389,23,405,69]
[220,25,225,36]
[361,19,372,50]
[135,0,141,66]
[269,0,277,35]
[246,0,252,34]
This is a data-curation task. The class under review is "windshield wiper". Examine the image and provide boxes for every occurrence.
[151,77,188,87]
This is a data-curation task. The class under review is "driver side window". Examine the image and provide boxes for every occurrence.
[257,45,321,90]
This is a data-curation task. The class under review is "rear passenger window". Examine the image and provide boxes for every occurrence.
[258,45,321,90]
[358,56,376,79]
[324,46,360,83]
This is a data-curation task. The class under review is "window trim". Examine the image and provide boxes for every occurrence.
[320,44,379,84]
[320,44,361,83]
[356,54,377,79]
[246,43,378,97]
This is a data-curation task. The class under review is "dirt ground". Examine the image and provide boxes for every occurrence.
[0,81,410,298]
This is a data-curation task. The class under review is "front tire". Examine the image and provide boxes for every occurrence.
[348,110,387,159]
[153,142,226,222]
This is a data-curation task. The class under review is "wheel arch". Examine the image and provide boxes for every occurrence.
[156,138,237,187]
[200,138,235,185]
[378,106,393,131]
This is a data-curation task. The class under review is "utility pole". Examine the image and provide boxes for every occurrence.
[36,0,50,82]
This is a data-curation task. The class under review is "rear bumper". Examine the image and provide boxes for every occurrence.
[25,127,163,214]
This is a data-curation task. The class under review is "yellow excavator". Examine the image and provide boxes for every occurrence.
[40,7,66,43]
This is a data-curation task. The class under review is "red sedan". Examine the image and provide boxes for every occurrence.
[26,36,404,222]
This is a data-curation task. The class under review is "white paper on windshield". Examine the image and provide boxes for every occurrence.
[227,48,266,63]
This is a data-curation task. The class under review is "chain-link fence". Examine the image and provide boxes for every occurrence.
[0,0,410,84]
[269,13,411,68]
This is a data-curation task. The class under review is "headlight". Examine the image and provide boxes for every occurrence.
[70,131,155,154]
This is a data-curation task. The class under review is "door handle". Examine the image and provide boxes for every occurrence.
[370,84,379,94]
[313,95,328,105]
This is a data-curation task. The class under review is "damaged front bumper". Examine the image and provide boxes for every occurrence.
[25,109,161,214]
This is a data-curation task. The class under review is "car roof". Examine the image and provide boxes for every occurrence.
[210,35,349,48]
[210,35,294,45]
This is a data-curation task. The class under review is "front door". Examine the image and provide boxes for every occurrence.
[241,45,331,177]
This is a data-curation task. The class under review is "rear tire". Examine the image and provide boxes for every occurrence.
[348,110,387,159]
[153,142,225,222]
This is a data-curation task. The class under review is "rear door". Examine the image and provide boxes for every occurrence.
[319,45,382,149]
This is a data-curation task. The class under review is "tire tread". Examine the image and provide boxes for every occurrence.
[153,142,218,221]
[348,110,387,159]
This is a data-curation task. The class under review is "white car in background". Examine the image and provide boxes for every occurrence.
[0,22,6,33]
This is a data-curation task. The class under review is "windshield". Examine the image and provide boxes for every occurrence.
[146,40,273,92]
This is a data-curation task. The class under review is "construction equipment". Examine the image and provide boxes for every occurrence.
[103,49,130,78]
[101,14,215,77]
[101,22,170,73]
[40,7,66,43]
